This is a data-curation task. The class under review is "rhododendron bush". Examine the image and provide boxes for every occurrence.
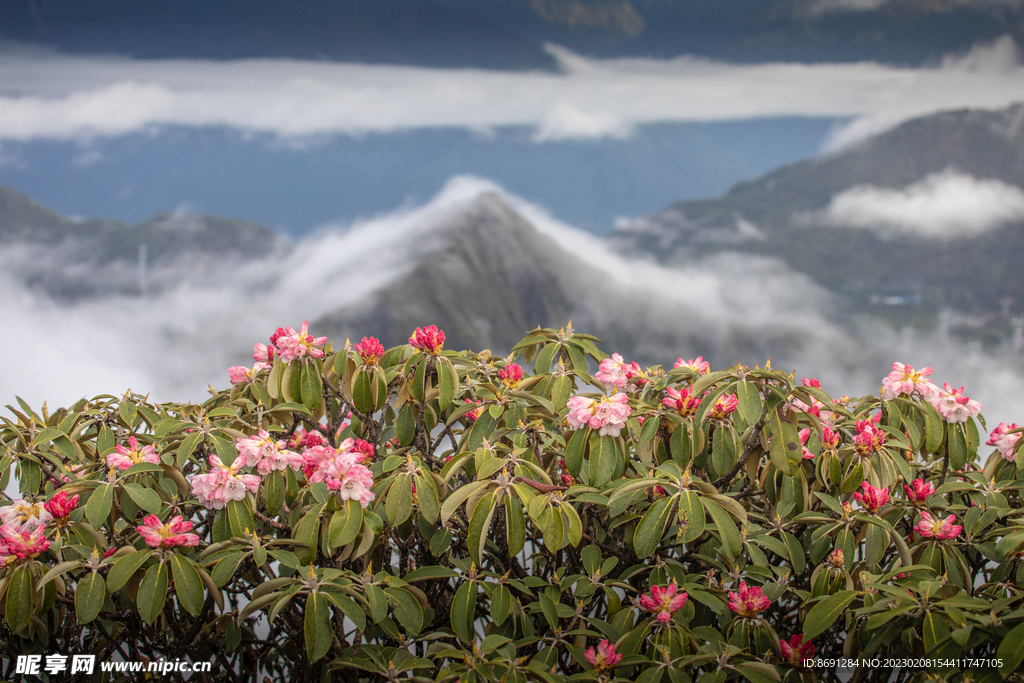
[3,324,1024,682]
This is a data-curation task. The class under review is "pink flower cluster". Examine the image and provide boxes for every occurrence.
[707,394,739,420]
[235,430,304,476]
[853,418,885,457]
[355,336,385,365]
[674,356,709,375]
[0,525,49,566]
[881,362,939,400]
[640,582,688,622]
[583,640,622,671]
[596,353,645,391]
[137,514,200,549]
[255,322,327,365]
[499,362,524,389]
[409,325,445,355]
[780,635,815,668]
[853,482,889,512]
[727,581,771,618]
[566,393,631,437]
[797,429,815,460]
[904,478,935,505]
[791,378,836,426]
[302,438,376,507]
[44,491,79,523]
[930,383,982,424]
[914,511,962,540]
[663,386,700,417]
[0,499,52,531]
[228,363,268,385]
[463,398,484,422]
[988,422,1022,462]
[107,436,161,471]
[190,455,261,510]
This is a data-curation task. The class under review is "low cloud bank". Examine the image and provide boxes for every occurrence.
[0,38,1022,147]
[821,169,1024,238]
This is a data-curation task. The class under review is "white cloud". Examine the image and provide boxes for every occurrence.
[821,169,1024,238]
[806,0,1022,14]
[0,38,1023,147]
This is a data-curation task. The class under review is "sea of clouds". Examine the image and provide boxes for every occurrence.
[2,176,1022,433]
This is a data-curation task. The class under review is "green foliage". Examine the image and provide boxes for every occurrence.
[1,324,1023,683]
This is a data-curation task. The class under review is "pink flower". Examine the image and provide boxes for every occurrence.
[583,640,622,671]
[303,439,376,507]
[102,547,118,559]
[853,420,885,457]
[598,352,634,389]
[137,514,200,549]
[566,393,631,437]
[708,393,739,420]
[499,362,524,389]
[675,357,709,375]
[409,325,445,355]
[235,430,304,476]
[0,499,52,532]
[190,455,261,510]
[639,582,689,623]
[0,524,49,563]
[914,511,962,541]
[821,426,840,450]
[107,436,160,471]
[228,363,267,385]
[463,398,483,422]
[827,549,845,568]
[253,342,276,364]
[903,479,935,505]
[930,383,982,424]
[727,581,771,618]
[289,427,326,450]
[44,491,79,522]
[798,428,815,460]
[663,386,700,417]
[355,337,385,365]
[881,362,939,400]
[802,378,821,389]
[853,482,889,512]
[275,321,328,363]
[780,634,815,667]
[987,422,1021,462]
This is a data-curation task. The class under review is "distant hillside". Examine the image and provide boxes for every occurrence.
[0,185,285,299]
[612,103,1024,346]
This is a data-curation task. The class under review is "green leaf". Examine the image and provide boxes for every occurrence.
[176,431,204,467]
[947,424,967,472]
[305,592,333,663]
[328,500,364,549]
[633,496,676,558]
[712,425,738,477]
[922,401,945,454]
[85,483,114,528]
[677,490,706,543]
[539,591,559,630]
[226,498,255,538]
[352,370,375,415]
[564,428,588,477]
[997,620,1024,677]
[170,555,205,616]
[588,435,618,487]
[865,523,886,567]
[803,590,857,639]
[5,565,33,634]
[396,404,416,447]
[123,482,162,514]
[265,471,285,517]
[703,497,742,560]
[491,585,513,626]
[769,409,799,476]
[922,612,950,654]
[106,550,152,593]
[437,358,455,413]
[137,563,169,624]
[468,492,498,565]
[670,422,691,466]
[75,571,106,624]
[119,400,138,428]
[505,497,526,558]
[384,587,424,635]
[386,474,414,526]
[451,580,478,643]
